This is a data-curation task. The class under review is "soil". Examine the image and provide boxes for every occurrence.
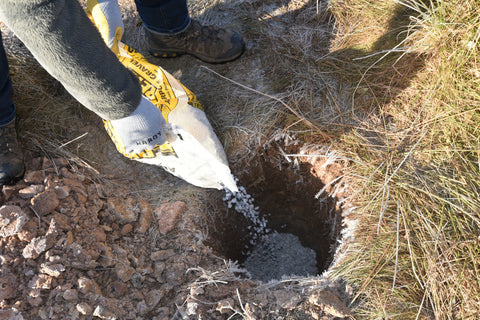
[1,147,351,319]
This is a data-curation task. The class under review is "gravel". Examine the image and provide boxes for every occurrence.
[243,232,318,282]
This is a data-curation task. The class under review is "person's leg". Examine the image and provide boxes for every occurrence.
[135,0,190,34]
[135,0,245,63]
[0,31,25,186]
[0,33,16,127]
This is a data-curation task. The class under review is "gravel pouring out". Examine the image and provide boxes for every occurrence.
[223,179,319,281]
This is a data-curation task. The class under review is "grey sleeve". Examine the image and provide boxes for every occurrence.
[0,0,141,120]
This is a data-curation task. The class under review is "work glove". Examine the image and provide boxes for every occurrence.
[104,97,168,159]
[86,0,123,54]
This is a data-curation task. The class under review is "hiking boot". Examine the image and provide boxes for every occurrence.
[145,19,245,63]
[0,121,25,186]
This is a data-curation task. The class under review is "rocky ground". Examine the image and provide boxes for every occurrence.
[1,150,352,319]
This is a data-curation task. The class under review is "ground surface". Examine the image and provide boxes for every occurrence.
[1,152,351,320]
[1,0,356,319]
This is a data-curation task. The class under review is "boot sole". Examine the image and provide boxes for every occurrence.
[149,47,244,64]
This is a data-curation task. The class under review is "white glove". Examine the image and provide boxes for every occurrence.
[104,97,167,159]
[87,0,123,53]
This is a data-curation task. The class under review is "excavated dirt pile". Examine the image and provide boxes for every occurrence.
[1,149,352,319]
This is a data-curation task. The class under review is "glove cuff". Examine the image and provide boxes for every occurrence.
[108,97,166,155]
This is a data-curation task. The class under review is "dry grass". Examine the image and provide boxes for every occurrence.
[326,0,480,319]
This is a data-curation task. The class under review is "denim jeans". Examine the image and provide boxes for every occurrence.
[0,32,15,127]
[135,0,190,34]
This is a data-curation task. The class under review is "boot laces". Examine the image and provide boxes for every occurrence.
[180,20,226,49]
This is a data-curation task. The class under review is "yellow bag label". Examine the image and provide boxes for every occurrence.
[117,45,203,122]
[102,44,206,159]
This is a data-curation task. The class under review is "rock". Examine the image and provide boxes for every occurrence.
[42,157,68,170]
[73,191,87,204]
[0,308,24,320]
[154,262,166,278]
[27,296,43,307]
[154,201,187,235]
[0,269,18,300]
[120,224,132,235]
[22,237,47,259]
[113,281,127,297]
[18,185,45,199]
[107,197,139,223]
[0,254,12,264]
[76,303,93,315]
[40,263,65,277]
[0,205,28,238]
[16,220,38,242]
[164,262,185,286]
[150,249,175,261]
[28,289,41,298]
[45,218,60,241]
[186,301,198,315]
[137,200,153,233]
[63,289,78,301]
[92,228,107,242]
[30,190,59,215]
[145,288,164,309]
[136,300,149,316]
[2,184,23,201]
[115,262,135,282]
[23,170,45,184]
[77,277,93,294]
[152,307,170,319]
[93,305,116,320]
[308,291,349,318]
[273,289,302,309]
[61,177,83,189]
[28,274,52,290]
[50,212,71,231]
[243,232,318,282]
[54,185,70,199]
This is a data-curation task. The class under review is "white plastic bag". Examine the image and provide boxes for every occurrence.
[113,44,238,192]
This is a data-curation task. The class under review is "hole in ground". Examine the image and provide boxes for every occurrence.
[207,142,344,282]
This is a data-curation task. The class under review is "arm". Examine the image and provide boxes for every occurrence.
[0,0,140,120]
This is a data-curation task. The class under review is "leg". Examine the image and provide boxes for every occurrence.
[135,0,245,63]
[135,0,190,34]
[0,32,16,127]
[0,31,25,186]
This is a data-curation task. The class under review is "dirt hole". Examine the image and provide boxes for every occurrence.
[207,142,344,282]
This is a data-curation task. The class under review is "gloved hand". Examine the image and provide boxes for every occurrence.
[104,97,168,159]
[86,0,123,54]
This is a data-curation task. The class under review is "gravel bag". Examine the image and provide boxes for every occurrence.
[86,0,237,191]
[114,44,238,192]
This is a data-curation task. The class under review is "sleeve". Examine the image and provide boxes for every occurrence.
[0,0,141,120]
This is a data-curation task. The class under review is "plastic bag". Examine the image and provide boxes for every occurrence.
[113,43,238,192]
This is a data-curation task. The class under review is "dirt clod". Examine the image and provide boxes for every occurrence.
[30,189,59,216]
[0,205,27,237]
[308,291,350,318]
[154,201,187,235]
